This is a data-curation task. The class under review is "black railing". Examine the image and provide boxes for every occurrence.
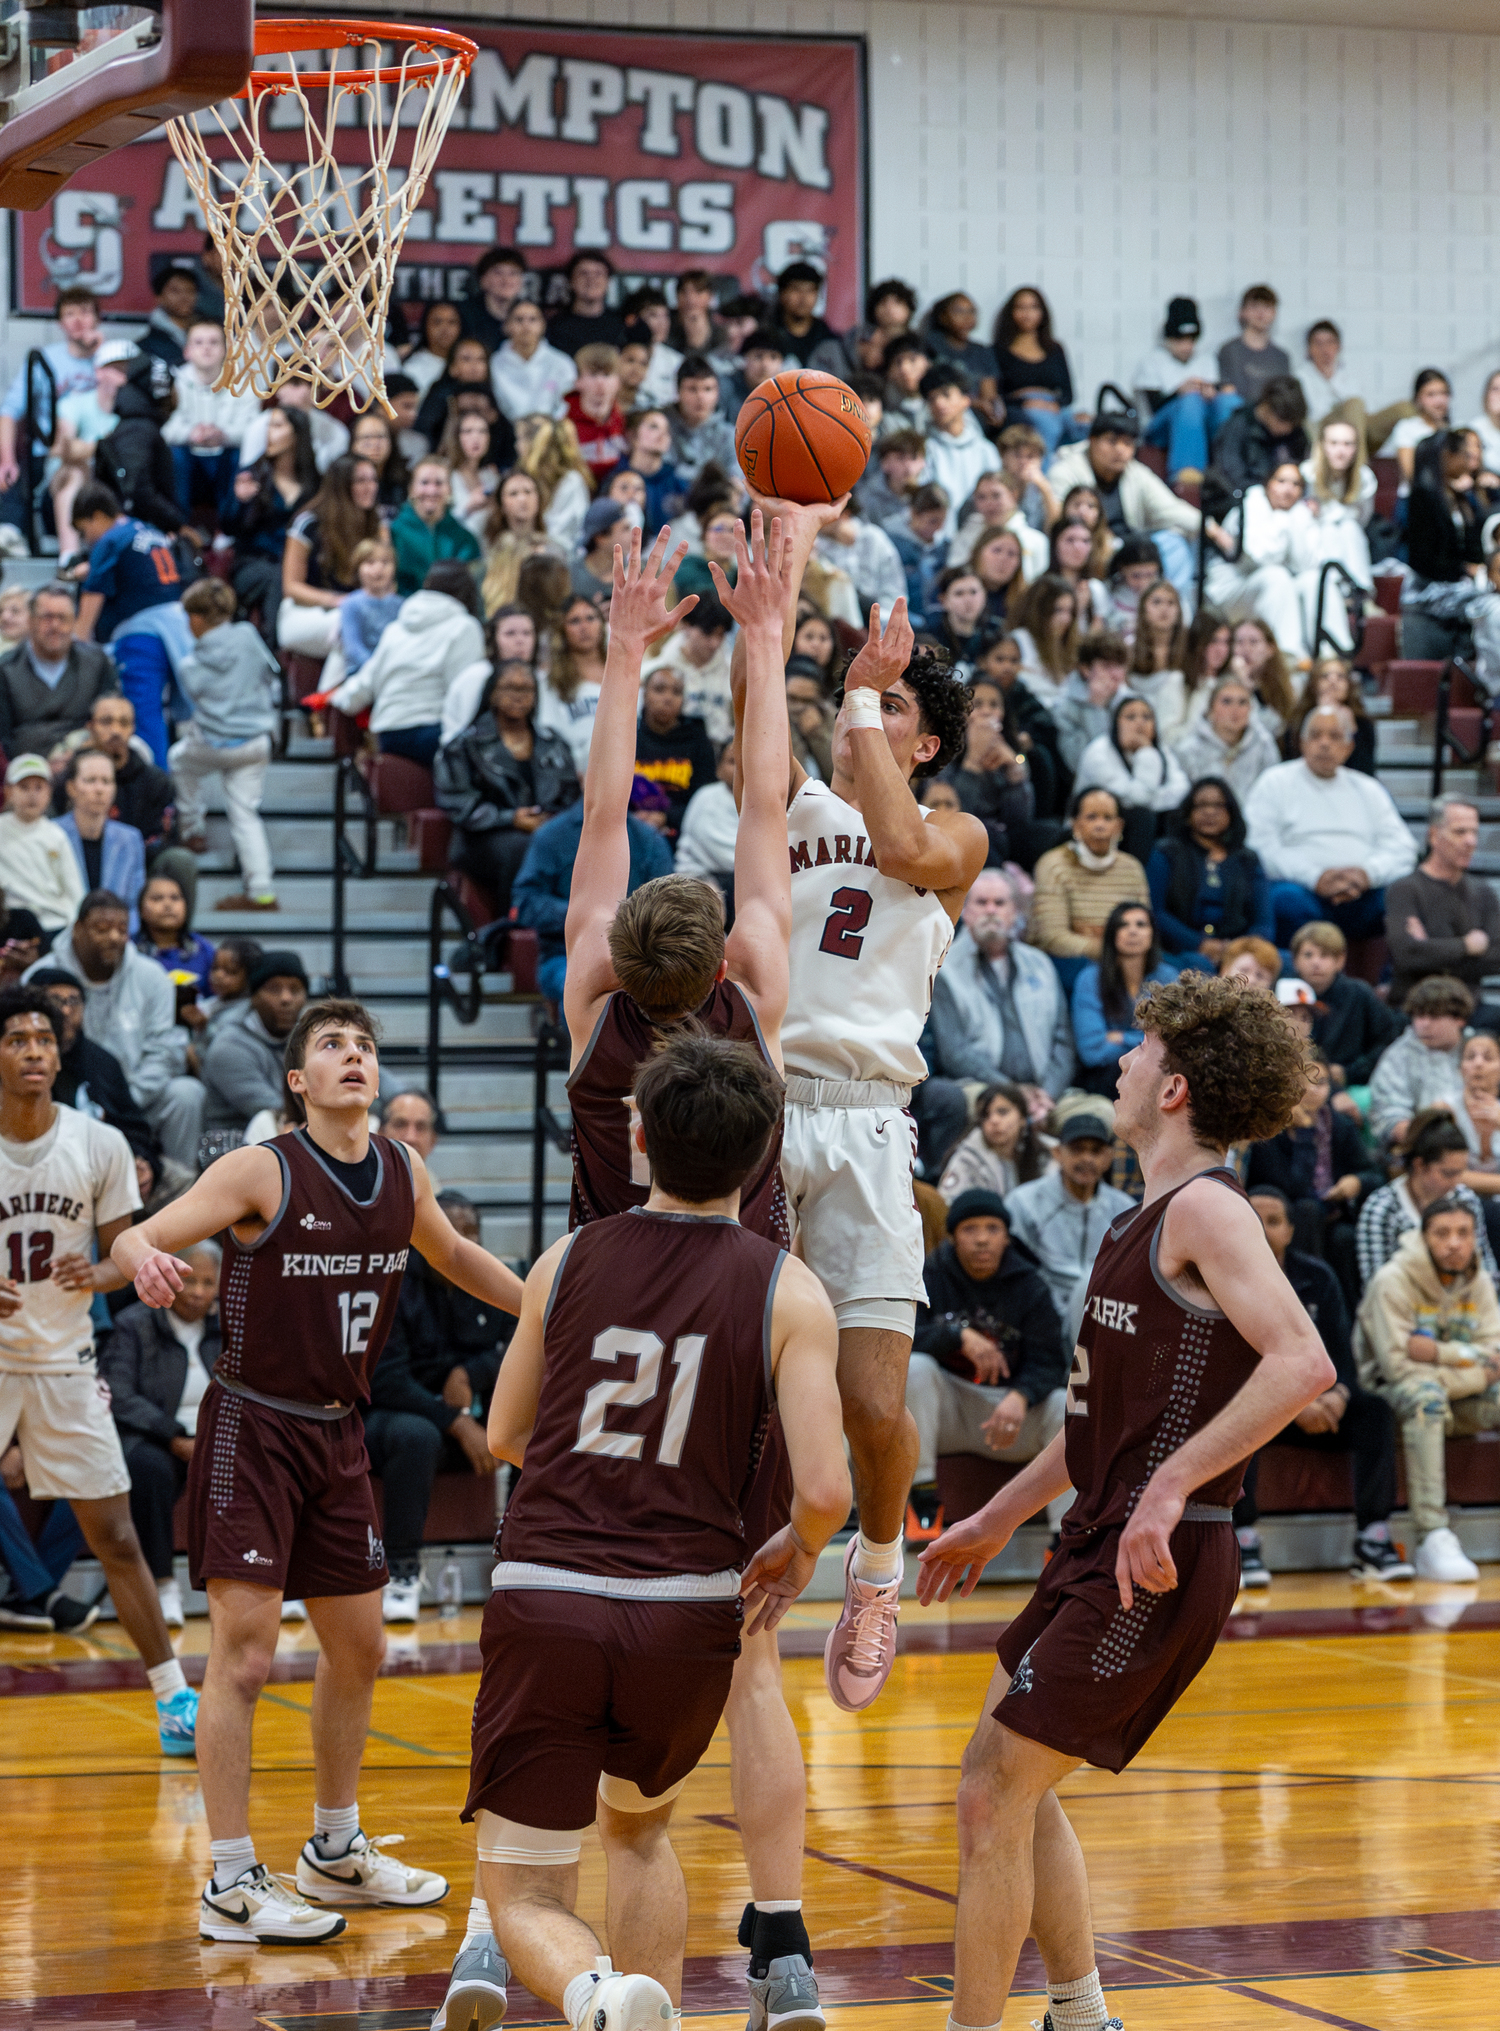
[1430,658,1491,801]
[1313,559,1366,664]
[19,348,56,558]
[425,878,488,1088]
[330,755,378,993]
[1196,485,1244,610]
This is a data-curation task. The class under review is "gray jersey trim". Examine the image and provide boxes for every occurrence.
[565,994,616,1093]
[229,1140,291,1255]
[763,1248,788,1402]
[293,1127,386,1209]
[541,1230,579,1334]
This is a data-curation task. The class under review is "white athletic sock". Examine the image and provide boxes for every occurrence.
[313,1802,361,1854]
[1046,1968,1109,2029]
[463,1893,492,1947]
[147,1658,187,1700]
[945,2015,1001,2031]
[564,1960,613,2029]
[852,1531,903,1585]
[754,1899,802,1913]
[210,1835,257,1892]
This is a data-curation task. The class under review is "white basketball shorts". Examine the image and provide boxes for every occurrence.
[0,1365,131,1502]
[781,1077,926,1318]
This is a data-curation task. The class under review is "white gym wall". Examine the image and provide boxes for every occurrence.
[3,0,1499,412]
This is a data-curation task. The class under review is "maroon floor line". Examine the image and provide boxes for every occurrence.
[6,1910,1495,2030]
[3,1595,1498,1699]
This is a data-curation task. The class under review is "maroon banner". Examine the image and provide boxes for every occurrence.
[10,19,867,325]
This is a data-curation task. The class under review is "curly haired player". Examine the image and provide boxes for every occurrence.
[916,973,1334,2031]
[731,493,988,1716]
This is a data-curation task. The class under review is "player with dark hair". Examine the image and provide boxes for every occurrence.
[916,972,1334,2031]
[460,1031,847,2031]
[111,998,524,1945]
[732,494,988,1715]
[432,517,825,2031]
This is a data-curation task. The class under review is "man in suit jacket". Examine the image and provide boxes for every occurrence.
[98,1242,221,1625]
[0,583,117,759]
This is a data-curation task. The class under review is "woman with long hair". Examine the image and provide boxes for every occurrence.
[1047,517,1109,630]
[1127,578,1189,741]
[349,410,410,514]
[1058,484,1115,580]
[481,470,563,615]
[1146,774,1272,963]
[415,333,513,455]
[1297,415,1376,650]
[515,552,572,650]
[439,407,503,540]
[1379,366,1454,483]
[938,1082,1050,1201]
[992,285,1080,456]
[434,658,581,916]
[277,453,382,681]
[791,611,838,687]
[1229,616,1296,730]
[1073,693,1189,861]
[1453,1028,1500,1199]
[1171,673,1282,804]
[1071,901,1176,1096]
[223,406,319,631]
[403,299,465,401]
[1009,573,1079,705]
[1204,459,1320,660]
[1400,428,1500,688]
[537,593,609,772]
[924,290,1001,425]
[1180,605,1233,727]
[515,411,593,553]
[1467,368,1500,481]
[969,634,1061,815]
[970,525,1028,629]
[1284,657,1376,775]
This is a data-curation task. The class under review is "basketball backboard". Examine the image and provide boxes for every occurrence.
[0,1,253,210]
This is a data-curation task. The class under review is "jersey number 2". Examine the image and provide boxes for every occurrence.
[5,1232,53,1284]
[818,886,872,961]
[574,1327,706,1467]
[1065,1343,1089,1417]
[338,1290,379,1357]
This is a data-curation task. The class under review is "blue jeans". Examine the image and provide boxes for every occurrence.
[172,445,238,519]
[0,1483,84,1604]
[1023,402,1083,459]
[378,724,442,769]
[1144,390,1242,476]
[1269,882,1387,947]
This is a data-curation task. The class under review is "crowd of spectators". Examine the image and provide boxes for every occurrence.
[4,249,1500,1625]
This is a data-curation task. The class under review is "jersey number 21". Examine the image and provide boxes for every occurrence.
[574,1327,706,1467]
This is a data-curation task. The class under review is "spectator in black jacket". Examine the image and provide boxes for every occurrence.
[634,666,717,836]
[434,662,580,916]
[905,1189,1071,1539]
[1206,374,1310,510]
[1292,919,1407,1088]
[31,964,159,1180]
[0,584,116,760]
[1399,431,1500,695]
[98,1243,222,1627]
[1245,1050,1380,1314]
[1237,1187,1411,1585]
[363,1192,508,1621]
[92,348,194,545]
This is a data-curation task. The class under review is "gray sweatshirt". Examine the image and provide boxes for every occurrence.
[200,1002,291,1132]
[1003,1168,1138,1344]
[177,620,280,746]
[25,935,184,1108]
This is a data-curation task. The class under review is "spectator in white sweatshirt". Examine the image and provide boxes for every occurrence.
[814,504,908,619]
[673,736,740,900]
[1073,692,1189,824]
[490,299,577,424]
[1203,459,1324,660]
[921,363,1000,539]
[161,321,261,523]
[946,471,1049,582]
[0,752,85,933]
[322,561,485,770]
[1245,704,1418,948]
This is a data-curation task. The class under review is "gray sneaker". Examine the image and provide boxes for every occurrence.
[430,1933,510,2031]
[746,1956,825,2031]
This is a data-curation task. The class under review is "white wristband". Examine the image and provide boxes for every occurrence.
[843,687,883,730]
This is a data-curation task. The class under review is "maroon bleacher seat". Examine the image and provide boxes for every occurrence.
[367,753,435,815]
[1379,659,1446,716]
[1137,443,1168,480]
[1358,611,1398,676]
[410,809,452,872]
[1373,575,1404,617]
[1372,456,1401,521]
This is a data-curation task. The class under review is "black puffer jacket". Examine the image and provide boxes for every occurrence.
[434,711,580,834]
[95,366,182,536]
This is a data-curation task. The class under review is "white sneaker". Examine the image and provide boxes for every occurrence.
[1414,1527,1480,1583]
[296,1830,448,1907]
[281,1598,308,1622]
[158,1577,185,1629]
[200,1863,347,1943]
[383,1573,424,1623]
[574,1962,675,2031]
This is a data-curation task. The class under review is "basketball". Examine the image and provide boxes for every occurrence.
[735,369,873,504]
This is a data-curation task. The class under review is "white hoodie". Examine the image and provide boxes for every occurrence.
[328,590,485,734]
[162,364,263,452]
[922,412,1001,539]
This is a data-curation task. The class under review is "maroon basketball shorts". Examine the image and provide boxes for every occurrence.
[187,1383,388,1598]
[463,1587,743,1831]
[994,1517,1239,1772]
[741,1410,793,1555]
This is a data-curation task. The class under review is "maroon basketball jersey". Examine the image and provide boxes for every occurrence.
[500,1209,785,1579]
[1063,1169,1260,1530]
[567,983,788,1244]
[216,1130,415,1407]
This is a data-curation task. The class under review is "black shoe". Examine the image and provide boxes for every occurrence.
[46,1590,101,1633]
[1238,1542,1271,1590]
[0,1594,54,1630]
[904,1484,943,1541]
[1350,1534,1416,1581]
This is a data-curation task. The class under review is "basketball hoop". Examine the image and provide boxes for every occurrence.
[165,19,476,416]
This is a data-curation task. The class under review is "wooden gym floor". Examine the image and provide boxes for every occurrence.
[2,1570,1498,2031]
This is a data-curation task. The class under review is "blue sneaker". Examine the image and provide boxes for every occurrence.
[158,1684,199,1757]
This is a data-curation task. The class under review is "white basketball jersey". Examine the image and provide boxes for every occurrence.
[782,778,955,1087]
[0,1106,139,1373]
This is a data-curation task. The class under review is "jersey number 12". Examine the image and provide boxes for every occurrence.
[4,1232,53,1284]
[337,1290,379,1357]
[574,1327,706,1467]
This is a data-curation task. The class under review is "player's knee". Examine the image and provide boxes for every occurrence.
[87,1509,145,1566]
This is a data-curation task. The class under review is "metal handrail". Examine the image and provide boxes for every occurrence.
[329,756,378,994]
[530,1019,570,1263]
[1430,658,1490,801]
[1312,558,1366,664]
[425,878,488,1097]
[20,348,56,559]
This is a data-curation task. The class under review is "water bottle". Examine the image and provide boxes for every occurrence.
[438,1560,464,1616]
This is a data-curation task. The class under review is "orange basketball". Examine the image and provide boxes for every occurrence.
[734,369,872,504]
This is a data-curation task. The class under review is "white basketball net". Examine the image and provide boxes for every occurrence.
[165,30,471,416]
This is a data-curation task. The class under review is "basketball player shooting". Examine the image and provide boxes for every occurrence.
[0,986,197,1743]
[111,1000,525,1947]
[461,1034,847,2031]
[730,498,987,1712]
[915,973,1334,2031]
[432,520,829,2031]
